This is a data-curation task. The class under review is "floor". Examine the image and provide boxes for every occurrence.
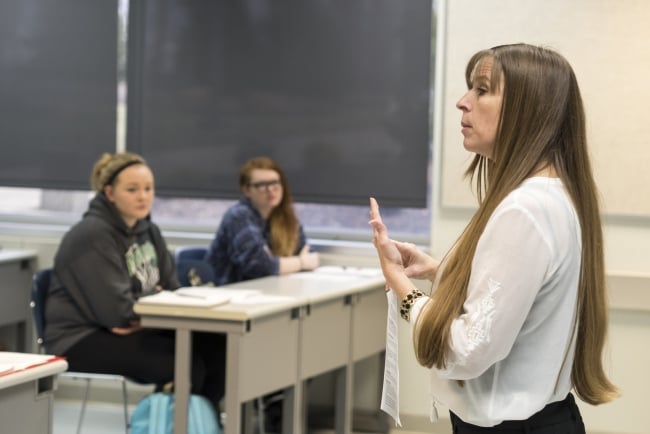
[52,399,431,434]
[53,399,132,434]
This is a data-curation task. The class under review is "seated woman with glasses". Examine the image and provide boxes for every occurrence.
[206,156,320,285]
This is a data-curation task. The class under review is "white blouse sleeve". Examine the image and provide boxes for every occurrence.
[436,202,554,380]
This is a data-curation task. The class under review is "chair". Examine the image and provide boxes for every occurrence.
[174,245,216,287]
[30,268,135,434]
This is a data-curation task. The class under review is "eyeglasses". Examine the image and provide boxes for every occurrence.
[248,179,281,191]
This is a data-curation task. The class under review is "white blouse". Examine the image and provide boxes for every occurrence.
[411,177,582,427]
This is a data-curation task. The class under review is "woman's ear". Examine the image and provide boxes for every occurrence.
[103,185,114,202]
[241,185,251,198]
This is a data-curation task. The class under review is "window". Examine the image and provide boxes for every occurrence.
[128,0,433,209]
[0,0,118,190]
[0,0,434,243]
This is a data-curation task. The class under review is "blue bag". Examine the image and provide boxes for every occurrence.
[130,392,221,434]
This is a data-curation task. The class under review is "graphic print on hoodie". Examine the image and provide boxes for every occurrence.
[126,241,160,292]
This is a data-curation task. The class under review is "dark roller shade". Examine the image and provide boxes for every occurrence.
[128,0,433,207]
[0,0,118,190]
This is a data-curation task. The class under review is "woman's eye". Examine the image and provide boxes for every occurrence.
[476,87,488,95]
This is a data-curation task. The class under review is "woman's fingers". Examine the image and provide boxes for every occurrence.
[369,197,388,244]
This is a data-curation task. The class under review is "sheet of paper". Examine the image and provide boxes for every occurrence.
[229,292,296,305]
[380,289,401,426]
[178,288,296,305]
[313,265,384,277]
[286,273,357,282]
[0,363,14,374]
[0,352,61,374]
[138,289,231,307]
[176,287,256,299]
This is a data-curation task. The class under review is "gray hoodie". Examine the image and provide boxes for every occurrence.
[43,192,179,355]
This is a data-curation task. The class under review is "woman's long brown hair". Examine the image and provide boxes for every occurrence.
[414,44,618,404]
[239,156,301,256]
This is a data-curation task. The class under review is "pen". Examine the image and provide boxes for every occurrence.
[175,292,208,300]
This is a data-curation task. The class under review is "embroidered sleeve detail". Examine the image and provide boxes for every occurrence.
[457,277,502,365]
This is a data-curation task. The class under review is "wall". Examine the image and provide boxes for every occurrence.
[439,0,650,218]
[396,1,650,433]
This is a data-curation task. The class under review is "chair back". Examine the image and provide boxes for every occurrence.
[174,246,209,262]
[174,246,216,287]
[30,268,52,348]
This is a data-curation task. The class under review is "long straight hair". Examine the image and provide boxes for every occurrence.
[239,156,301,256]
[414,44,618,404]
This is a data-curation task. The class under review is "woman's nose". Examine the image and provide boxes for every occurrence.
[456,91,470,111]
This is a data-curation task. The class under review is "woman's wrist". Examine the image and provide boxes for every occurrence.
[427,258,440,282]
[384,266,411,297]
[400,289,426,321]
[297,255,304,271]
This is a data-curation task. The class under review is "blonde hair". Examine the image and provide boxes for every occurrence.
[239,157,300,256]
[414,44,618,404]
[90,152,147,192]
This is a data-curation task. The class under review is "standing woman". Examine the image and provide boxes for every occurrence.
[370,44,618,433]
[206,156,319,285]
[44,152,226,410]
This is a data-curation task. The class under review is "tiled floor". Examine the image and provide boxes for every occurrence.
[52,399,431,434]
[53,399,132,434]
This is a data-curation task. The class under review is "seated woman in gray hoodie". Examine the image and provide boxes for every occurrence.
[44,151,225,410]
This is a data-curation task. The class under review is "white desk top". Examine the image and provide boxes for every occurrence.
[0,352,68,390]
[135,267,386,321]
[0,249,37,263]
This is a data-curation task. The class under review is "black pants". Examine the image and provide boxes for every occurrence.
[450,393,585,434]
[64,328,226,410]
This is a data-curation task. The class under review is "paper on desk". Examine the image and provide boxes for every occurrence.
[313,265,384,277]
[287,273,357,282]
[176,288,296,306]
[0,352,63,376]
[229,292,296,305]
[380,290,401,426]
[138,289,231,307]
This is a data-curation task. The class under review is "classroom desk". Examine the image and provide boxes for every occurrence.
[0,353,68,434]
[134,269,387,434]
[290,272,388,433]
[0,249,37,352]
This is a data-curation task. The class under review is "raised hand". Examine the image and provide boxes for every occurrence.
[369,197,404,272]
[370,197,439,283]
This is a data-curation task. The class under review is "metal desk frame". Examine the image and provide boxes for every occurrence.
[135,271,387,434]
[0,249,37,352]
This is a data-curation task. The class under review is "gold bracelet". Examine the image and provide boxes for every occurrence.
[400,289,426,322]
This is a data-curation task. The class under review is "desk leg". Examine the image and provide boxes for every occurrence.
[174,328,191,434]
[281,382,300,434]
[242,401,255,434]
[224,333,242,434]
[334,366,352,434]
